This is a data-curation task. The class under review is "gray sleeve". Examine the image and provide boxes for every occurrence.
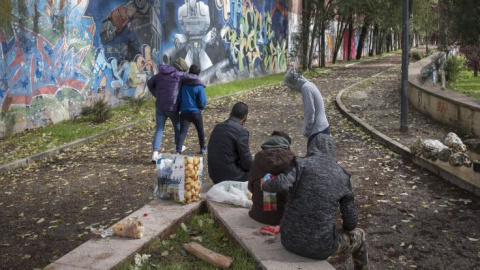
[301,87,315,137]
[262,165,297,193]
[339,182,358,231]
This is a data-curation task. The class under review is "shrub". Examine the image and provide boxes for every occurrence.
[444,55,466,82]
[410,51,423,62]
[80,100,113,124]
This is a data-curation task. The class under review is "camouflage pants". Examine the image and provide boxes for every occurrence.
[335,228,369,270]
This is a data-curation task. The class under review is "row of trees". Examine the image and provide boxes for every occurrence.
[297,0,480,76]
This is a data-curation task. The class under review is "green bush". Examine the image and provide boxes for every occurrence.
[445,55,465,82]
[80,100,113,124]
[410,51,423,62]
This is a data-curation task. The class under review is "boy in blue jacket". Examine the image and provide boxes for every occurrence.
[176,64,207,154]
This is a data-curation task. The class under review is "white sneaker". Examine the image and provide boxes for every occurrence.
[152,151,160,163]
[174,145,188,154]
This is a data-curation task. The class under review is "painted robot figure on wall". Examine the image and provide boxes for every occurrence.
[160,0,289,85]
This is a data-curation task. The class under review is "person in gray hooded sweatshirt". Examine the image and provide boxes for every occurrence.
[261,134,369,270]
[284,67,330,146]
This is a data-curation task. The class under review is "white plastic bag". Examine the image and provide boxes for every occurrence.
[154,154,203,203]
[206,181,252,208]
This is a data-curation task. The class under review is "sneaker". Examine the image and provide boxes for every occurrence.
[175,145,188,154]
[199,148,207,155]
[152,151,160,163]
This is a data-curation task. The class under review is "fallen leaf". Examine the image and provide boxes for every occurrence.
[161,251,169,256]
[391,225,397,230]
[400,242,405,247]
[169,234,176,239]
[37,218,45,224]
[377,200,390,203]
[467,237,479,242]
[181,223,188,232]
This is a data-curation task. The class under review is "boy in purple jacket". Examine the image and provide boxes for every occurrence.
[176,64,207,154]
[147,57,202,162]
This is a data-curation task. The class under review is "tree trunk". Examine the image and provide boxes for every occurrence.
[333,19,348,64]
[377,30,385,54]
[356,20,370,60]
[369,23,378,57]
[320,24,326,67]
[426,34,429,54]
[347,19,353,61]
[301,1,313,70]
[386,32,391,53]
[308,7,320,69]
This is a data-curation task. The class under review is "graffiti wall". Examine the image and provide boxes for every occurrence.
[0,0,289,138]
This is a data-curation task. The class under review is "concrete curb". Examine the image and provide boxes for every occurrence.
[45,199,205,270]
[207,200,335,270]
[335,70,480,197]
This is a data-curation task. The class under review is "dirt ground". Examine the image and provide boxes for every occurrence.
[1,53,480,270]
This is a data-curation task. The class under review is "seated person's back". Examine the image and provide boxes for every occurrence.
[248,131,295,225]
[207,102,252,184]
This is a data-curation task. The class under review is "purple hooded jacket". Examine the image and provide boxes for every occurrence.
[147,65,204,112]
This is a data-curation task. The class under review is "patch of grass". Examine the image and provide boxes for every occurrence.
[448,70,480,99]
[206,73,284,98]
[0,99,155,165]
[116,213,259,270]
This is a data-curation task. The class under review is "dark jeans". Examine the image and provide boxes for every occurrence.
[176,112,205,153]
[307,126,331,147]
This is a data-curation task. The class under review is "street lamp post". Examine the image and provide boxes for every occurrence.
[400,0,409,132]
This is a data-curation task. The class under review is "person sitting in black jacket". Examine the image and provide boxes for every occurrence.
[207,102,252,184]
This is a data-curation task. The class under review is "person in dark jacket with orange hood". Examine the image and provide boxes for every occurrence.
[248,131,295,225]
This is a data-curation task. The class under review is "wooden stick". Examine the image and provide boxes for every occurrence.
[183,242,233,268]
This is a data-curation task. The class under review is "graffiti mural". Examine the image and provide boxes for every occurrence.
[0,0,289,138]
[161,0,288,84]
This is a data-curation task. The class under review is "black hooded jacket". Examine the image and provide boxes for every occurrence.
[262,134,358,260]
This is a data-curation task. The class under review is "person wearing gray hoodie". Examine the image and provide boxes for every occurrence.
[284,68,330,146]
[261,134,368,270]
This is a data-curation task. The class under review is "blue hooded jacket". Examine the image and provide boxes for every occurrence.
[179,74,207,113]
[147,65,202,112]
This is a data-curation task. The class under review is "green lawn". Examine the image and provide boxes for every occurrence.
[116,213,259,270]
[449,70,480,99]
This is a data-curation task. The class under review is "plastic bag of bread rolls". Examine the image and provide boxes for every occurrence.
[154,154,204,204]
